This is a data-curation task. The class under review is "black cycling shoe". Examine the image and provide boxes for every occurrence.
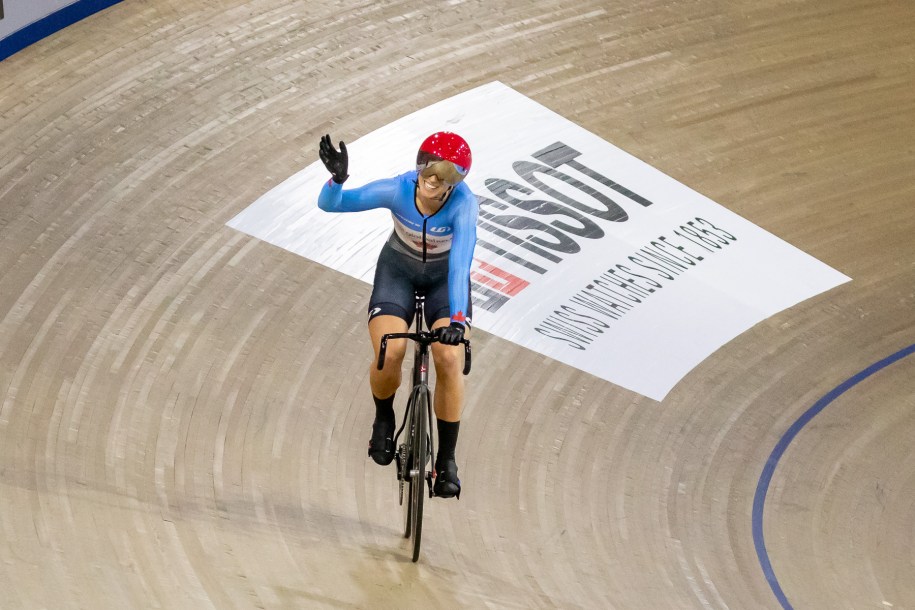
[368,419,395,465]
[433,459,461,499]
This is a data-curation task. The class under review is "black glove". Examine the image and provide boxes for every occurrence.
[435,322,465,346]
[319,134,349,184]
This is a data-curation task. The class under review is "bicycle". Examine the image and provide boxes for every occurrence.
[376,291,471,562]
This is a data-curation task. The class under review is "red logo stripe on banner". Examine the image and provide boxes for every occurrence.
[471,260,530,298]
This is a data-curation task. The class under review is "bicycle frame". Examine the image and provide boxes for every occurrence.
[375,291,471,562]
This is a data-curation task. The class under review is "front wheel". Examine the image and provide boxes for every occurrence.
[409,386,429,562]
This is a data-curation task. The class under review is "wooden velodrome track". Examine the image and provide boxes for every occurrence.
[1,0,913,608]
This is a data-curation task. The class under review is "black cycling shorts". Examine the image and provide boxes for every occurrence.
[368,241,471,328]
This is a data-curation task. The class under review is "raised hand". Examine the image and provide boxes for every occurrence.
[319,134,349,184]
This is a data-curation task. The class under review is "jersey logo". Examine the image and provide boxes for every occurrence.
[393,212,421,229]
[368,307,383,319]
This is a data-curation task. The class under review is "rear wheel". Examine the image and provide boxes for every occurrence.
[399,441,410,537]
[402,394,416,539]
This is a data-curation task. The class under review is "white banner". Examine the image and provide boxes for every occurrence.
[228,81,849,400]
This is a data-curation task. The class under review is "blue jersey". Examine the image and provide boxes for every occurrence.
[318,171,479,326]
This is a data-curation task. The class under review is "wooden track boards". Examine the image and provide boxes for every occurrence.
[1,1,913,607]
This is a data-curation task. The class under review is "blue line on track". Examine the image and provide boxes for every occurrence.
[752,342,915,610]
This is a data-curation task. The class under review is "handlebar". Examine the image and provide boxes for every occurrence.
[377,331,472,376]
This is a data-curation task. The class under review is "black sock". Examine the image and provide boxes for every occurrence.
[373,394,395,423]
[436,419,460,466]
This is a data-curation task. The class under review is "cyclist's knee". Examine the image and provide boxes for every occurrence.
[431,344,461,375]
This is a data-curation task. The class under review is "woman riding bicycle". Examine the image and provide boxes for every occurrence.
[317,131,478,499]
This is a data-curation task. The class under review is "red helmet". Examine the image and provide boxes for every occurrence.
[416,131,472,185]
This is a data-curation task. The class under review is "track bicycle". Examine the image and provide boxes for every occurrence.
[376,291,471,562]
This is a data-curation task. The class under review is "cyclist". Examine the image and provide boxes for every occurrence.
[317,131,478,499]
